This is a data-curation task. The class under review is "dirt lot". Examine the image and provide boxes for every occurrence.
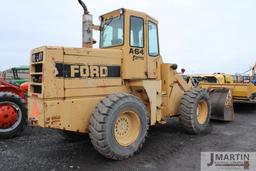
[0,103,255,171]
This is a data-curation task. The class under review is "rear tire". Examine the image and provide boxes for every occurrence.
[89,93,149,160]
[179,89,211,134]
[0,92,27,139]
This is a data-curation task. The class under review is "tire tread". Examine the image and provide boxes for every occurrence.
[89,93,148,160]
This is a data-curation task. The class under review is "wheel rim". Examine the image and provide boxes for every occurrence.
[114,111,141,147]
[196,100,208,125]
[0,102,22,133]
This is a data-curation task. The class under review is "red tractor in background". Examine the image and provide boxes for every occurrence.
[0,78,28,139]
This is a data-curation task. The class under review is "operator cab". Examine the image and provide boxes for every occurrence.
[99,9,162,79]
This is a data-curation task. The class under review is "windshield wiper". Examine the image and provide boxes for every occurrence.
[101,17,114,32]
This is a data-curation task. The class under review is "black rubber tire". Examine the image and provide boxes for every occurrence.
[89,93,149,160]
[60,130,88,142]
[178,89,211,134]
[0,92,27,139]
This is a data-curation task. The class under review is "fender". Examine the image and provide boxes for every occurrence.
[0,79,27,103]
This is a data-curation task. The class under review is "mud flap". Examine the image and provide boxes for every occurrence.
[209,88,235,121]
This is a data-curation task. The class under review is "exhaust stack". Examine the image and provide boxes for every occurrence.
[78,0,93,48]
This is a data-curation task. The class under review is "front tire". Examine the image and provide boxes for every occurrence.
[179,89,211,134]
[0,92,27,139]
[89,93,149,160]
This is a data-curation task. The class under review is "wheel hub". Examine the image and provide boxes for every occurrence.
[114,111,141,147]
[115,116,129,136]
[0,104,18,129]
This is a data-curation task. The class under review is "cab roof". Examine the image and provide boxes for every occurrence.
[101,8,159,24]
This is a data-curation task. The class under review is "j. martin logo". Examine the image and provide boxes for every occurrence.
[201,152,256,171]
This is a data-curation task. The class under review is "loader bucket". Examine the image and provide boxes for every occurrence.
[209,88,235,121]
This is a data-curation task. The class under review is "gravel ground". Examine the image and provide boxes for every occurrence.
[0,103,255,171]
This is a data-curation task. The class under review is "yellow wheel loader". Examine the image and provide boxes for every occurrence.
[199,81,256,103]
[189,71,255,121]
[190,73,256,104]
[28,0,234,160]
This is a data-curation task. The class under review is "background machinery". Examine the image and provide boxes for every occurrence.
[1,67,29,86]
[0,77,28,138]
[191,73,233,85]
[28,0,234,160]
[251,64,256,85]
[190,66,256,104]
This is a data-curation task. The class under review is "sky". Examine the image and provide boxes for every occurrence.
[0,0,255,74]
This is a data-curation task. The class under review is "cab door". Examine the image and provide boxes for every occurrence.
[147,19,160,79]
[123,15,147,79]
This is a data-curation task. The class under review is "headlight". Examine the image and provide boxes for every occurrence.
[120,8,125,15]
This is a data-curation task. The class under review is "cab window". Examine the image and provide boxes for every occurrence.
[130,16,144,48]
[100,15,124,48]
[148,21,159,57]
